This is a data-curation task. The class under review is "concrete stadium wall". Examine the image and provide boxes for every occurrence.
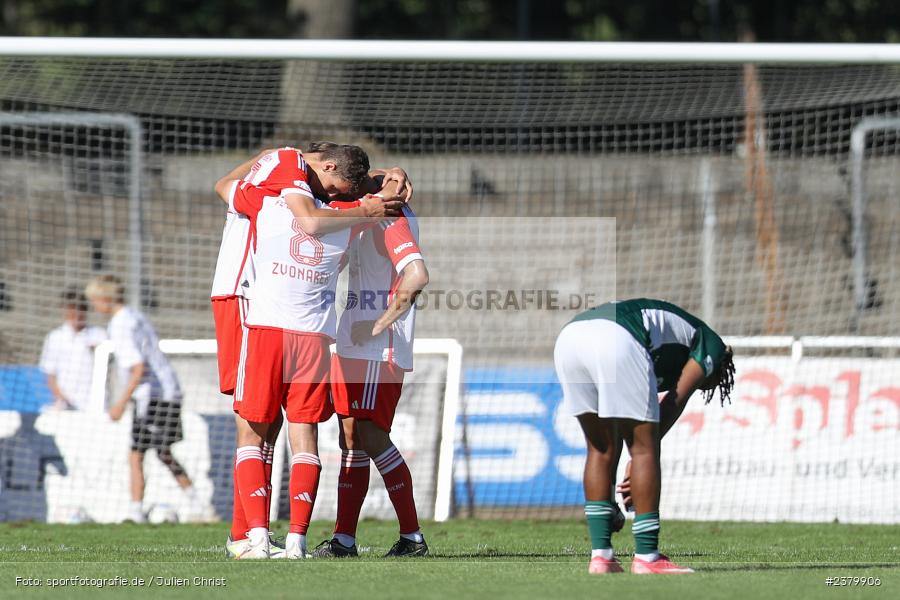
[0,153,897,366]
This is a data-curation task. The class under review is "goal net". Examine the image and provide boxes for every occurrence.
[0,42,898,524]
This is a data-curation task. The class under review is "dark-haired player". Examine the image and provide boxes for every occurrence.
[554,298,735,575]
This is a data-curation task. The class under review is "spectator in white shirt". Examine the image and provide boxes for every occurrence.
[85,274,203,523]
[39,287,107,411]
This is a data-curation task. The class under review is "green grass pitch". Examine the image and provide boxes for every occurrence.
[1,519,898,599]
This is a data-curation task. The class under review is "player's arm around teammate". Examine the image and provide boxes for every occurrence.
[214,144,406,235]
[284,142,409,234]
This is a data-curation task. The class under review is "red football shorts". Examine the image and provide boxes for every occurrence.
[211,296,246,395]
[234,328,333,424]
[331,355,405,432]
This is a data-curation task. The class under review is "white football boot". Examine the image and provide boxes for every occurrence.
[284,533,308,559]
[227,533,285,559]
[225,535,249,559]
[237,531,270,560]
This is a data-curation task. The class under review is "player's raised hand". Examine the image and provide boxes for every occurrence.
[350,320,377,345]
[361,195,405,218]
[379,167,413,202]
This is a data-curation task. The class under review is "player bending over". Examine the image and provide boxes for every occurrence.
[86,275,208,523]
[554,298,734,575]
[212,148,411,559]
[216,144,395,559]
[314,179,429,558]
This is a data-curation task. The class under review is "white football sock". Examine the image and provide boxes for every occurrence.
[333,533,355,547]
[248,527,268,546]
[286,532,307,551]
[400,530,424,543]
[635,551,661,562]
[591,548,614,560]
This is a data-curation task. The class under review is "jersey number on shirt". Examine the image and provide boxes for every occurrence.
[290,219,324,266]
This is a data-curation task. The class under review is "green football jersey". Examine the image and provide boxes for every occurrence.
[569,298,727,392]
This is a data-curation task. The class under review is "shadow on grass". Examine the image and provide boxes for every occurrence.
[437,549,717,560]
[696,562,899,573]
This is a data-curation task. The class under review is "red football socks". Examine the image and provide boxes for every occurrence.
[334,450,370,539]
[235,446,268,530]
[289,452,322,535]
[373,445,419,535]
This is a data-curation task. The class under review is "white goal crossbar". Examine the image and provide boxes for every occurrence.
[1,37,900,64]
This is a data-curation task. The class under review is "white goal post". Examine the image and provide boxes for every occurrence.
[89,337,462,523]
[0,112,145,310]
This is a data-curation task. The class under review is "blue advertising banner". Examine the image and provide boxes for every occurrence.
[455,367,587,507]
[0,367,53,413]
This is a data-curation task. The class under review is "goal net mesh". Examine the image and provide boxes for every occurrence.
[0,56,898,524]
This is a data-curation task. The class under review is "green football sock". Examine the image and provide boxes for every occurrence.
[632,511,660,555]
[584,500,616,550]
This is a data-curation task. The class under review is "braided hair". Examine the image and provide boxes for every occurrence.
[703,346,735,406]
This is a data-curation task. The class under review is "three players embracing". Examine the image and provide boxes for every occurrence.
[211,143,427,559]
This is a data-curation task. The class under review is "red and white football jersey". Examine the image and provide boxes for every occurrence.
[229,180,357,338]
[243,146,313,199]
[210,206,254,299]
[210,147,313,299]
[336,205,423,370]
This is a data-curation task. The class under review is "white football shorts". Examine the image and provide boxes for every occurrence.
[554,318,659,422]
